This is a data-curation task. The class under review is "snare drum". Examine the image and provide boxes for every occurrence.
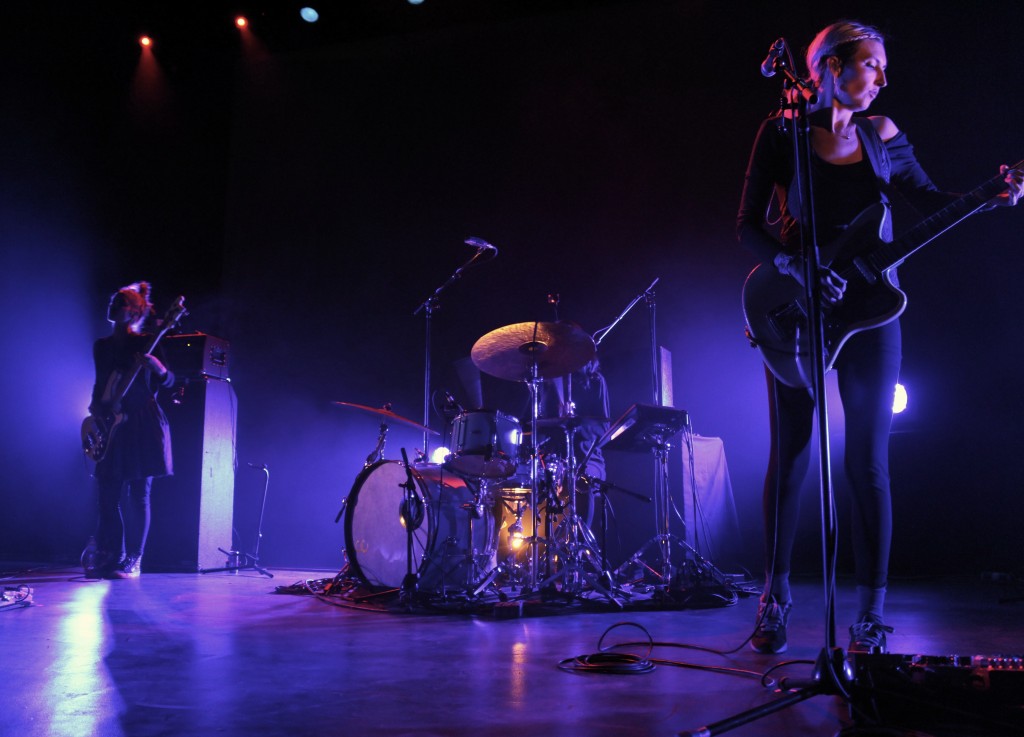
[446,410,522,479]
[343,461,500,592]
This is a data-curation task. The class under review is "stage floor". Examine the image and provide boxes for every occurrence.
[2,564,1022,737]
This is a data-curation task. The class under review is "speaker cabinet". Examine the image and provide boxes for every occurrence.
[147,378,236,572]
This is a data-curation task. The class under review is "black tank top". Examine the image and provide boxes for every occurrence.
[810,153,880,246]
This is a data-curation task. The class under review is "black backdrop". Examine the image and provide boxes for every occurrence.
[2,1,1022,578]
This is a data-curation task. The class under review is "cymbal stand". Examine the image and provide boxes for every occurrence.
[524,369,543,594]
[537,414,622,606]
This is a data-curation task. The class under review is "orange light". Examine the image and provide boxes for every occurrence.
[139,35,153,48]
[235,16,248,29]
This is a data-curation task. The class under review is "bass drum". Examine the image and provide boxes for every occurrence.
[343,461,500,593]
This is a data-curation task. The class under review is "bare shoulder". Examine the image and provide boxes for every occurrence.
[868,115,900,142]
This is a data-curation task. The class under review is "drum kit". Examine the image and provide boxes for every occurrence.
[336,320,629,606]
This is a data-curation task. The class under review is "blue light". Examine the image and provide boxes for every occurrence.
[300,7,319,23]
[408,0,425,5]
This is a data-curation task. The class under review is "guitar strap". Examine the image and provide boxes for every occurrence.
[851,117,894,243]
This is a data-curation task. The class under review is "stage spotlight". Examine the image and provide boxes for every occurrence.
[893,383,908,414]
[235,16,248,29]
[429,446,449,465]
[139,35,153,48]
[407,0,425,5]
[300,7,319,23]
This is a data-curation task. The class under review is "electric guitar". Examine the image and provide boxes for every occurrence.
[81,296,187,464]
[742,160,1022,388]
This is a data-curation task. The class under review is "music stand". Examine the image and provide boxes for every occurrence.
[604,403,692,592]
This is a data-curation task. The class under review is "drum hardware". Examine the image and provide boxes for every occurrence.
[398,448,424,606]
[332,401,440,468]
[470,321,596,594]
[534,421,625,607]
[602,403,702,593]
[578,474,647,599]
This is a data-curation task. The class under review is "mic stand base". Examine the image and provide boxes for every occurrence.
[679,647,853,737]
[200,548,274,579]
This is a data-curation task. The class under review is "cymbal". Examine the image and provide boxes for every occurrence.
[333,401,439,435]
[471,321,596,382]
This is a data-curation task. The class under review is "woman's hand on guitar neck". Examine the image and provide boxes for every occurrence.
[989,165,1024,208]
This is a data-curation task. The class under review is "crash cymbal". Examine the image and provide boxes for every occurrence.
[471,321,596,382]
[333,401,439,435]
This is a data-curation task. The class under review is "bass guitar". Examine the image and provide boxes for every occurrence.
[742,160,1022,388]
[81,296,187,464]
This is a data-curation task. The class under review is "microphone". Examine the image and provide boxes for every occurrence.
[760,38,785,78]
[465,237,498,254]
[443,390,464,414]
[248,462,268,471]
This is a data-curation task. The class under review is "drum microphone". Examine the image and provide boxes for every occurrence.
[248,462,268,471]
[465,237,498,254]
[443,390,464,414]
[760,37,786,78]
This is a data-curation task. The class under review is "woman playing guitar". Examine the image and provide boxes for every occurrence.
[86,281,177,579]
[736,20,1023,656]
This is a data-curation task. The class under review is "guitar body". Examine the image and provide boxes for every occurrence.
[81,408,125,464]
[742,157,1020,388]
[742,203,907,388]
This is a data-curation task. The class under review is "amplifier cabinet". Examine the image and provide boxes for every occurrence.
[164,333,229,381]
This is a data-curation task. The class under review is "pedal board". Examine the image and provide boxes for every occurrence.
[849,652,1024,736]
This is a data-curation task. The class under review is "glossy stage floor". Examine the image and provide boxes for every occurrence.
[3,564,1022,737]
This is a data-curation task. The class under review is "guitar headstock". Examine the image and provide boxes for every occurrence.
[162,296,188,333]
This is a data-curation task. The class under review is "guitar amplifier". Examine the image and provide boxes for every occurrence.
[850,652,1024,735]
[163,333,230,381]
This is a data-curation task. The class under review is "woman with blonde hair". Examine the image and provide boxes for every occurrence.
[737,20,1022,654]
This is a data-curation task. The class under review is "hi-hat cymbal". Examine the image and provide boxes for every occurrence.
[471,321,596,382]
[333,401,439,435]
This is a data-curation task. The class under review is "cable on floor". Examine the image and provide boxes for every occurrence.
[558,621,656,674]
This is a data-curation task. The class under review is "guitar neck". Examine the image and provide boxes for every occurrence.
[112,296,186,406]
[871,158,1023,271]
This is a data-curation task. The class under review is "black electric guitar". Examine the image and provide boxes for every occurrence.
[743,160,1022,388]
[81,296,187,464]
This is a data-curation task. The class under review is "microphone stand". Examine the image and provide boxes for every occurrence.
[399,447,422,608]
[679,42,853,737]
[413,240,497,458]
[200,463,273,578]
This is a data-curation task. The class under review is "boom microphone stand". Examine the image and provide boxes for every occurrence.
[679,38,851,736]
[413,238,498,457]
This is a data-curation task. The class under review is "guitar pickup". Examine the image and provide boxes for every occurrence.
[768,300,806,341]
[851,256,878,284]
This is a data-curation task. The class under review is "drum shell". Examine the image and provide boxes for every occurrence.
[446,410,522,479]
[343,461,499,592]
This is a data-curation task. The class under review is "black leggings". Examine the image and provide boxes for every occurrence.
[762,319,901,593]
[97,476,153,561]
